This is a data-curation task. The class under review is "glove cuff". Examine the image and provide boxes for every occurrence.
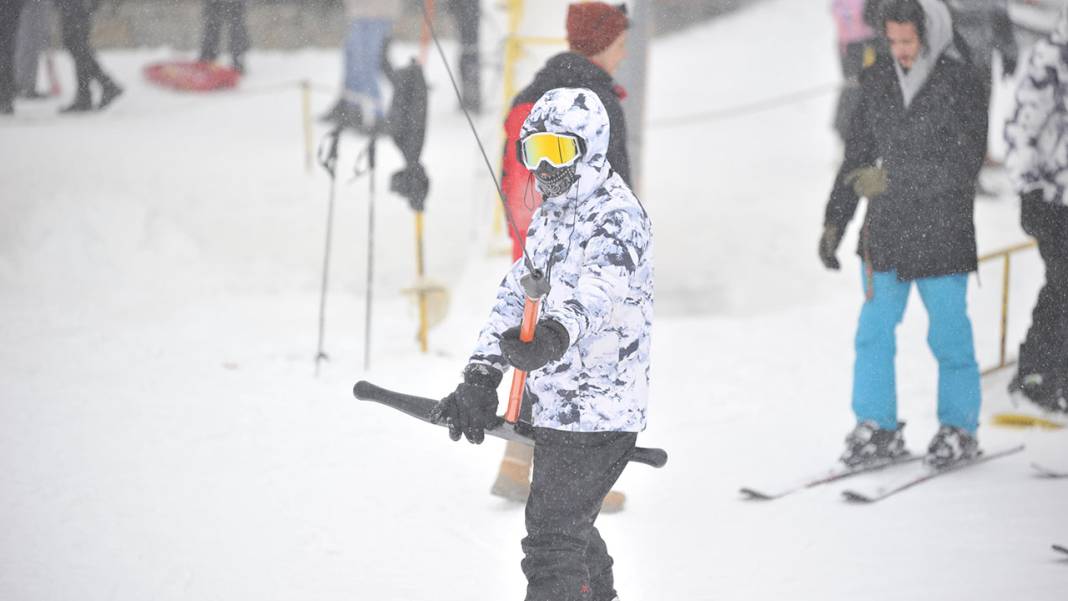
[463,363,504,389]
[541,319,571,351]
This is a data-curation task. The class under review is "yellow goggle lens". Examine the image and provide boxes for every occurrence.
[519,133,582,169]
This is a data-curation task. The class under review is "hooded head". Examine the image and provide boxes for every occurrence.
[520,87,612,201]
[880,0,953,107]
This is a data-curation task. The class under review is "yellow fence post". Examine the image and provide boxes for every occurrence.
[977,239,1037,376]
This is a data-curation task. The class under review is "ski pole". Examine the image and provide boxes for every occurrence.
[504,270,550,424]
[363,132,378,371]
[314,126,343,376]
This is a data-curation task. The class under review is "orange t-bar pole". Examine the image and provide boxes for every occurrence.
[504,295,541,424]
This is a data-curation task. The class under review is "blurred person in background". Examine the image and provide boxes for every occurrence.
[321,0,402,132]
[199,0,249,74]
[0,0,26,114]
[819,0,988,469]
[831,0,883,142]
[54,0,122,113]
[1003,4,1068,415]
[491,1,631,513]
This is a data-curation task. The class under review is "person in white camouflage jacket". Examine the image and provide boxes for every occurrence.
[436,87,653,601]
[1003,4,1068,413]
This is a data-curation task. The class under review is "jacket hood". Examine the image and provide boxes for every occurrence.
[893,0,954,107]
[520,87,612,202]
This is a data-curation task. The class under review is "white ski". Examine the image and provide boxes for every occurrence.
[1031,463,1068,479]
[739,454,920,500]
[841,445,1026,503]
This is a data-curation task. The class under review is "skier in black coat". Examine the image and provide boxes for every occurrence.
[819,0,989,469]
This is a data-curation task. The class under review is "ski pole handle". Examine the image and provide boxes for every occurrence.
[504,296,540,424]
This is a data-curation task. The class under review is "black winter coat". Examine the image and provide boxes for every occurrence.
[514,52,630,184]
[824,53,988,281]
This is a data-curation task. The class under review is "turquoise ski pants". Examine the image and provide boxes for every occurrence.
[852,267,981,433]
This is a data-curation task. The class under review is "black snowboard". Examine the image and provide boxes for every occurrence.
[353,380,668,468]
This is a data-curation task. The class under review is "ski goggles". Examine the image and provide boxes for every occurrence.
[517,132,586,170]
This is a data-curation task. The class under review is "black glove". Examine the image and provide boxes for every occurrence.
[431,364,502,444]
[500,319,570,372]
[819,224,844,270]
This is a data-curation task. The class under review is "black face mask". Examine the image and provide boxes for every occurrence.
[534,162,579,198]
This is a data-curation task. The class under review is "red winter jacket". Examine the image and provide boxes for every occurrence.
[500,52,630,261]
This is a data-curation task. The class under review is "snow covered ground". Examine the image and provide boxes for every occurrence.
[1,1,1065,600]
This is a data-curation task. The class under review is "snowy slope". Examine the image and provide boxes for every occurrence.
[1,1,1066,600]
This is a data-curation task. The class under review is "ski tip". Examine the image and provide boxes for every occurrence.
[739,488,774,501]
[841,490,873,504]
[1053,544,1068,555]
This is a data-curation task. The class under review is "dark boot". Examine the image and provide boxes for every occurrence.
[840,421,908,467]
[924,425,979,468]
[60,94,93,113]
[98,80,123,110]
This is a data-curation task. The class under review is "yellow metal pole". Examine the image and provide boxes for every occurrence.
[301,80,313,174]
[492,0,526,237]
[999,253,1011,370]
[415,212,429,352]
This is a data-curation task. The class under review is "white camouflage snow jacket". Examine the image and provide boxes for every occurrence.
[469,88,654,433]
[1004,6,1068,206]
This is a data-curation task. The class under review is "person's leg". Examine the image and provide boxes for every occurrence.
[491,440,533,501]
[916,273,981,433]
[226,0,249,71]
[522,428,635,601]
[200,0,222,62]
[584,527,618,601]
[15,0,46,97]
[453,0,481,113]
[0,0,28,111]
[1019,200,1068,382]
[852,267,912,430]
[57,0,93,109]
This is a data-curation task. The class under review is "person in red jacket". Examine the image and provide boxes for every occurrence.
[492,2,632,512]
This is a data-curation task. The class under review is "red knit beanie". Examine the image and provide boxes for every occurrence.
[566,3,629,57]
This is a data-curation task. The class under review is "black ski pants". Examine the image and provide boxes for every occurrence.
[0,0,27,108]
[200,0,249,64]
[1019,195,1068,382]
[56,0,113,101]
[522,428,636,601]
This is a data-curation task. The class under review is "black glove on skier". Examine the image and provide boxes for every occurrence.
[500,319,570,372]
[432,364,502,444]
[819,224,844,271]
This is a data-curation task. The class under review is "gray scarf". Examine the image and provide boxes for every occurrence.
[892,0,954,108]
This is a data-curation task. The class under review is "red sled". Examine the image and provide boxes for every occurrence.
[143,61,241,92]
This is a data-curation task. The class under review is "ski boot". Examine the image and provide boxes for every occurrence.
[924,425,979,469]
[1009,372,1068,414]
[840,421,907,468]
